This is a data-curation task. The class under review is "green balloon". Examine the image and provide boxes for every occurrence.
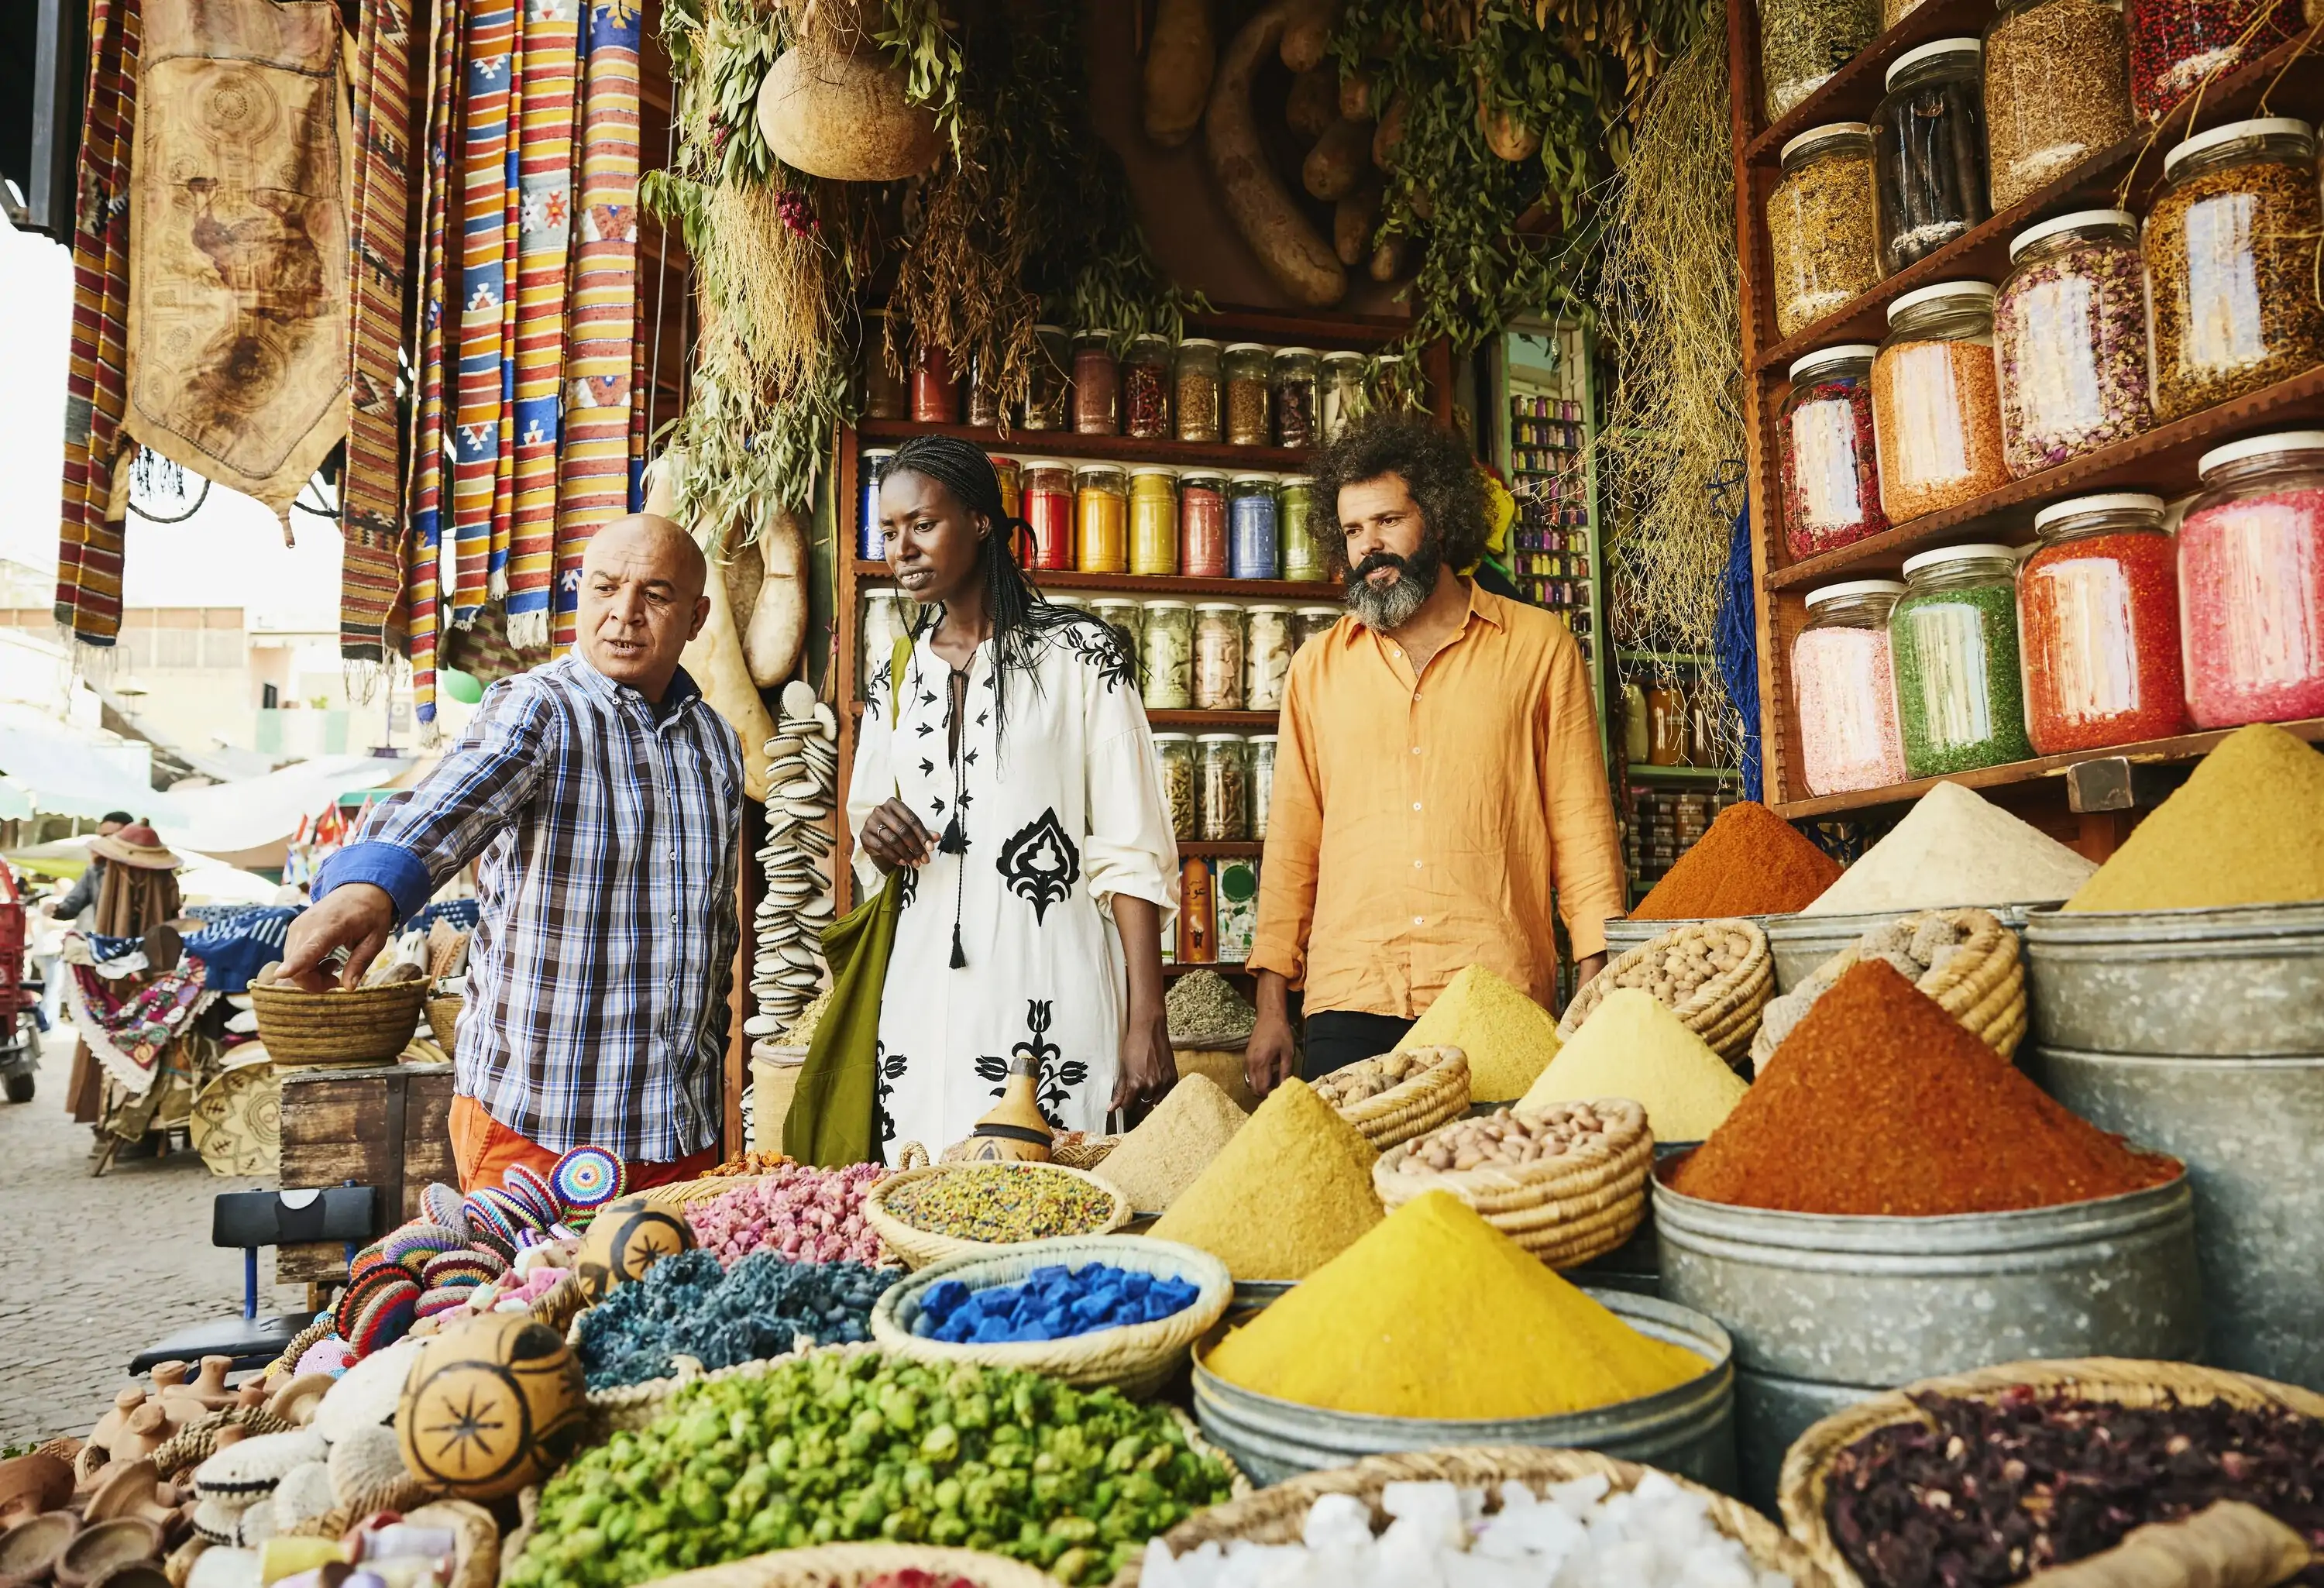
[442,668,485,705]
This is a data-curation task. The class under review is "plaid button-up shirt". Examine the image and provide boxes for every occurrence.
[318,655,742,1160]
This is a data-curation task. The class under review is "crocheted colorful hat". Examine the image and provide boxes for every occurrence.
[549,1145,624,1214]
[421,1249,504,1288]
[502,1163,562,1227]
[192,1429,327,1502]
[421,1182,470,1238]
[476,1185,545,1240]
[349,1277,419,1357]
[294,1335,356,1379]
[467,1221,518,1266]
[414,1285,475,1319]
[380,1220,464,1272]
[333,1264,409,1342]
[347,1240,393,1278]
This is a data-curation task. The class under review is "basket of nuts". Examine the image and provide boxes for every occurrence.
[1556,919,1772,1065]
[1750,907,2024,1069]
[1309,1045,1470,1151]
[1370,1098,1653,1268]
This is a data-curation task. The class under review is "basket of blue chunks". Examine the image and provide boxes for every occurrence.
[869,1236,1232,1399]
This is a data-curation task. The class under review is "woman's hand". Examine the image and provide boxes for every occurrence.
[1113,1004,1175,1119]
[859,798,937,874]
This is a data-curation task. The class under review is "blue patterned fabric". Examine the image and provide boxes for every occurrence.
[1715,499,1763,803]
[91,906,301,992]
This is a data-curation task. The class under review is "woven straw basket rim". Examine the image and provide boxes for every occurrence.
[865,1163,1133,1271]
[1318,1047,1472,1150]
[1776,1356,2324,1588]
[1373,1116,1651,1267]
[251,978,429,1063]
[1559,920,1772,1061]
[1373,1100,1649,1210]
[1751,908,2026,1067]
[637,1543,1062,1588]
[1109,1444,1827,1588]
[868,1235,1231,1398]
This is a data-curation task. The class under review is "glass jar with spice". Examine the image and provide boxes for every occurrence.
[1198,734,1250,841]
[1181,471,1229,578]
[1994,210,2153,476]
[911,342,959,424]
[1779,343,1888,560]
[1271,348,1320,449]
[1153,733,1197,841]
[1174,339,1223,443]
[2178,431,2324,727]
[1872,280,2010,522]
[1244,606,1292,710]
[1021,459,1074,571]
[1983,0,2135,211]
[2144,119,2324,423]
[2020,492,2188,753]
[1088,597,1144,675]
[1141,600,1195,710]
[1023,324,1071,430]
[1293,605,1340,651]
[1224,343,1272,446]
[1320,351,1367,442]
[1229,474,1281,579]
[1129,467,1179,576]
[1761,0,1882,121]
[1769,124,1882,342]
[988,455,1022,524]
[967,345,1004,429]
[1884,0,1924,23]
[2126,0,2300,120]
[1279,475,1326,581]
[1124,334,1173,439]
[1889,542,2037,775]
[1193,603,1246,710]
[858,448,898,562]
[1073,463,1128,573]
[1873,40,1991,278]
[1249,734,1277,839]
[1793,580,1910,796]
[1645,683,1686,765]
[861,310,908,421]
[1071,330,1119,435]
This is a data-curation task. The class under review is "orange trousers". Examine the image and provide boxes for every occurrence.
[449,1095,719,1194]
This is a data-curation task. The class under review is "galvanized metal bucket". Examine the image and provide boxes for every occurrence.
[1604,915,1779,961]
[1566,1141,1698,1299]
[1225,1279,1294,1325]
[1765,902,2057,992]
[1652,1167,2200,1508]
[2027,1043,2324,1393]
[1191,1287,1737,1491]
[2023,902,2324,1056]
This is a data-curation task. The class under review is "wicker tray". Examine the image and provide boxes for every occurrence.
[1559,919,1773,1064]
[250,979,429,1066]
[426,995,463,1053]
[863,1164,1132,1271]
[868,1236,1231,1399]
[1111,1444,1826,1587]
[638,1544,1061,1588]
[1372,1101,1653,1268]
[1776,1357,2324,1588]
[1314,1046,1471,1150]
[1751,908,2026,1069]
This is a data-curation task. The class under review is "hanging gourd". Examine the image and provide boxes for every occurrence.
[755,0,940,182]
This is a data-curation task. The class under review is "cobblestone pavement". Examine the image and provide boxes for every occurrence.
[0,1026,302,1445]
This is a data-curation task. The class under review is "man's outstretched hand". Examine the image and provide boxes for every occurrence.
[279,884,397,991]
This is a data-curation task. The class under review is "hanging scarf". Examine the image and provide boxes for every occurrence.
[451,0,517,630]
[406,0,465,727]
[67,953,211,1096]
[505,0,580,649]
[487,14,524,610]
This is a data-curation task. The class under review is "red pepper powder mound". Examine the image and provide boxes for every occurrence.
[1630,800,1843,920]
[1670,961,2179,1215]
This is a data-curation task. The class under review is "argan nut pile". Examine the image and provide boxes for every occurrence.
[1312,1046,1456,1108]
[1394,1099,1640,1176]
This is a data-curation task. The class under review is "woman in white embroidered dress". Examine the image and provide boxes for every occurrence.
[847,437,1180,1162]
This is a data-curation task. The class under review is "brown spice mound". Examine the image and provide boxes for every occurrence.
[1630,800,1842,920]
[1671,961,2178,1215]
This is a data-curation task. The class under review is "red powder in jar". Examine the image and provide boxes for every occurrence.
[1780,376,1888,559]
[2020,529,2189,754]
[2178,486,2324,727]
[1023,478,1074,571]
[1181,478,1229,578]
[1628,800,1842,919]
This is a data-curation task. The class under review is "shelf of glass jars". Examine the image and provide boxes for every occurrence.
[1164,961,1249,978]
[1772,715,2324,820]
[849,559,1339,604]
[1748,33,2324,376]
[1181,841,1266,858]
[844,699,1277,732]
[1741,0,1993,163]
[854,417,1316,474]
[1616,649,1714,666]
[1628,765,1741,782]
[1765,361,2324,591]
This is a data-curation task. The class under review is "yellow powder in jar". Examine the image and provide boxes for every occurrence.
[2064,725,2324,912]
[1204,1190,1704,1419]
[1398,964,1563,1102]
[1093,1074,1247,1213]
[1518,988,1748,1142]
[1147,1078,1380,1280]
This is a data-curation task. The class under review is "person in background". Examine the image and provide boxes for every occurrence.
[280,515,743,1191]
[1246,411,1624,1091]
[47,811,135,926]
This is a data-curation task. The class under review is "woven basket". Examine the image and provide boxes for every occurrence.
[250,980,428,1066]
[868,1236,1232,1399]
[566,1311,817,1434]
[1110,1444,1826,1588]
[1559,919,1773,1064]
[863,1164,1133,1271]
[1372,1102,1653,1268]
[1049,1133,1120,1171]
[1750,908,2026,1069]
[1314,1046,1471,1150]
[1776,1357,2324,1588]
[637,1544,1062,1588]
[264,1316,339,1387]
[528,1270,593,1335]
[425,995,463,1053]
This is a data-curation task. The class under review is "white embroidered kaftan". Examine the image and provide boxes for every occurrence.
[847,618,1179,1164]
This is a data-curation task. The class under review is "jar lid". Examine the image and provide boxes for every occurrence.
[1089,596,1140,609]
[986,452,1020,467]
[1274,346,1318,358]
[1322,349,1368,364]
[1297,605,1340,616]
[2033,491,2165,528]
[2164,117,2315,177]
[1151,732,1193,742]
[1805,579,1906,605]
[1144,598,1191,610]
[1194,601,1243,611]
[2008,208,2137,260]
[1886,37,1981,88]
[1177,336,1222,349]
[1034,322,1067,333]
[1900,541,2018,576]
[1250,734,1280,744]
[1074,462,1126,476]
[1181,470,1228,483]
[1787,343,1879,381]
[1232,473,1280,485]
[2197,429,2324,474]
[1021,458,1070,471]
[1778,122,1872,164]
[1129,465,1180,478]
[1886,280,1998,321]
[1129,331,1171,344]
[1280,473,1317,485]
[1246,604,1291,614]
[1224,342,1270,354]
[1197,732,1246,743]
[1077,327,1115,338]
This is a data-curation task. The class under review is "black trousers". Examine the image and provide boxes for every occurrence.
[1300,1010,1413,1081]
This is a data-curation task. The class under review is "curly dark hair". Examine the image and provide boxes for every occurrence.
[1307,408,1490,576]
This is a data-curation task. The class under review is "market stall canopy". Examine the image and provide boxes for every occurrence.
[9,833,281,905]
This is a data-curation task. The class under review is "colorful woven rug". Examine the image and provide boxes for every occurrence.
[122,0,349,521]
[67,956,211,1098]
[451,0,517,630]
[406,0,466,727]
[507,0,580,650]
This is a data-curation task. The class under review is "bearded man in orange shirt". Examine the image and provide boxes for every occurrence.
[1246,410,1624,1092]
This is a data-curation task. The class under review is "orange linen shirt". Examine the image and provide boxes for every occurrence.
[1248,581,1624,1019]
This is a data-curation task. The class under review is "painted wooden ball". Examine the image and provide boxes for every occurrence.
[572,1193,693,1301]
[395,1313,586,1499]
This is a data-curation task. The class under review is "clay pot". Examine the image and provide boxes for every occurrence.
[0,1459,73,1528]
[87,1565,169,1588]
[53,1520,160,1588]
[87,1395,145,1463]
[261,1377,332,1432]
[82,1466,177,1533]
[0,1511,79,1588]
[184,1365,232,1414]
[108,1411,167,1469]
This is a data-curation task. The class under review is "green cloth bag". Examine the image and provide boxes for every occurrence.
[782,634,913,1168]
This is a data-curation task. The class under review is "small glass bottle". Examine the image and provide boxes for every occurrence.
[1021,459,1074,572]
[1248,734,1278,839]
[2020,492,2188,753]
[1320,351,1367,442]
[1198,734,1250,841]
[966,344,1004,429]
[1174,339,1223,443]
[1872,280,2009,522]
[1193,603,1246,710]
[1124,334,1173,439]
[1224,343,1272,445]
[1023,324,1071,430]
[1129,467,1179,577]
[2178,431,2324,727]
[988,454,1022,524]
[858,448,898,562]
[1074,463,1128,573]
[1994,210,2152,475]
[1180,471,1229,579]
[1278,475,1325,581]
[1229,475,1281,580]
[1244,607,1292,710]
[1792,579,1908,796]
[861,310,909,421]
[1071,330,1119,435]
[1293,605,1340,651]
[1769,124,1881,341]
[911,342,960,424]
[1271,348,1321,449]
[1872,40,1990,277]
[1153,732,1197,841]
[1141,600,1195,711]
[1890,543,2037,775]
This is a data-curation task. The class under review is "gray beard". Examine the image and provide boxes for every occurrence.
[1345,561,1436,631]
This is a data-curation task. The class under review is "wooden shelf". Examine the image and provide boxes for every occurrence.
[845,700,1276,730]
[858,418,1316,474]
[1628,765,1742,782]
[1181,841,1265,857]
[851,560,1342,603]
[1741,0,1992,167]
[1165,960,1248,976]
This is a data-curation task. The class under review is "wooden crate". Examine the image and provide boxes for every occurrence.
[276,1061,456,1284]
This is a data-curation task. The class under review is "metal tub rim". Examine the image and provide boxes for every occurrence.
[2026,899,2324,959]
[1776,901,2063,934]
[2030,1042,2324,1067]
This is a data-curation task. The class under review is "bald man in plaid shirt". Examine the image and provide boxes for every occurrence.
[285,516,744,1190]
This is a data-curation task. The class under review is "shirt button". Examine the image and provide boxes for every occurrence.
[1413,859,1423,868]
[1411,745,1420,754]
[1411,802,1422,811]
[1413,916,1425,926]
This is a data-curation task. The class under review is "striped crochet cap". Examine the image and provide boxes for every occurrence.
[380,1220,465,1271]
[476,1185,545,1240]
[468,1220,518,1266]
[502,1162,562,1226]
[349,1276,420,1357]
[414,1284,476,1319]
[333,1264,410,1342]
[549,1144,624,1212]
[422,1181,469,1237]
[421,1248,504,1287]
[348,1240,393,1277]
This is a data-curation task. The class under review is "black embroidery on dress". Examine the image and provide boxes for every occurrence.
[919,758,934,775]
[995,807,1080,924]
[865,660,893,723]
[975,710,988,727]
[895,865,918,911]
[964,749,978,766]
[1057,619,1137,693]
[872,1042,909,1147]
[915,720,937,737]
[971,1002,1088,1127]
[930,796,947,817]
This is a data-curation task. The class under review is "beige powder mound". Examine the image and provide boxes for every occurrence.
[1098,1073,1247,1213]
[1802,781,2095,916]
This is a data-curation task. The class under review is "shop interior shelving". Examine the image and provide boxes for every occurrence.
[1727,0,2324,830]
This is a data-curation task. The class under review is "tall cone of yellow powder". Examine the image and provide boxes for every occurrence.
[1519,988,1748,1141]
[1398,964,1563,1102]
[1147,1078,1380,1280]
[1203,1190,1705,1418]
[2065,724,2324,912]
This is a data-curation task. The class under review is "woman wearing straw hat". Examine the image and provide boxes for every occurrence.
[60,822,185,1130]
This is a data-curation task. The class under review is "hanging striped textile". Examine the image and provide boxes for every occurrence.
[54,0,143,648]
[486,15,524,607]
[504,0,579,649]
[627,284,648,512]
[449,0,517,629]
[405,0,465,727]
[339,0,418,663]
[551,0,643,656]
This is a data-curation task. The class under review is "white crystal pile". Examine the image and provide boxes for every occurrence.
[1140,1472,1795,1588]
